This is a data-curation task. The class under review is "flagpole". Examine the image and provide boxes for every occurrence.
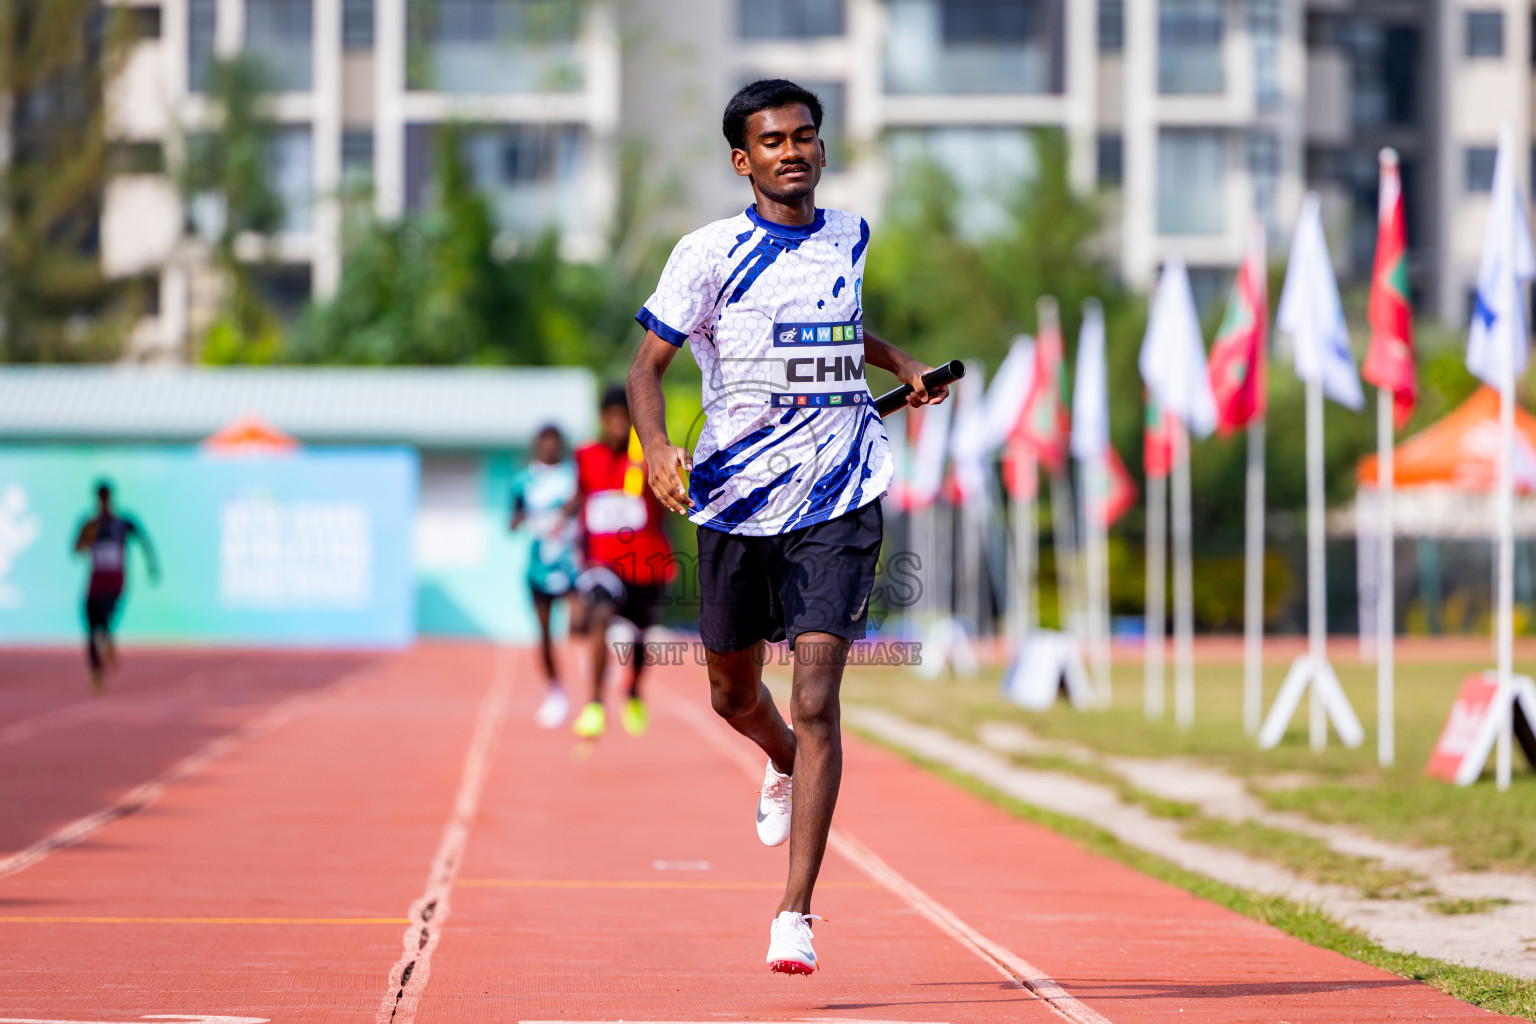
[1496,235,1516,792]
[1145,469,1167,719]
[1243,415,1266,735]
[1051,469,1080,635]
[1082,455,1111,705]
[1306,376,1327,752]
[1172,421,1196,728]
[1377,387,1395,766]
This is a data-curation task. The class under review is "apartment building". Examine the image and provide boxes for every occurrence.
[94,0,1535,359]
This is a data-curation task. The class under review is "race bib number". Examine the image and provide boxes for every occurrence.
[586,490,647,534]
[769,319,870,409]
[92,542,124,572]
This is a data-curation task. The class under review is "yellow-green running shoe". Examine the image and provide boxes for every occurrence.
[573,701,607,739]
[621,697,649,737]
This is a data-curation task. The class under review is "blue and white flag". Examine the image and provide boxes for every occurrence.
[1278,193,1364,410]
[1139,255,1218,438]
[909,393,953,510]
[1071,300,1109,461]
[1466,122,1536,389]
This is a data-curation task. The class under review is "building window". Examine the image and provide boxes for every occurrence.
[1466,146,1497,192]
[343,0,375,48]
[943,0,1036,41]
[342,129,374,180]
[1098,0,1123,52]
[246,0,313,91]
[1249,131,1278,234]
[885,126,1038,238]
[406,122,589,239]
[739,0,843,38]
[1250,0,1279,111]
[1158,128,1226,235]
[109,141,167,176]
[1466,10,1502,57]
[408,0,583,94]
[1159,0,1224,95]
[268,124,314,233]
[1097,132,1123,186]
[886,0,1062,95]
[124,6,162,40]
[188,0,216,93]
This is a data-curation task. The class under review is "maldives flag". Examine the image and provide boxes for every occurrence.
[1208,225,1269,434]
[1144,389,1175,479]
[1019,299,1070,474]
[1098,446,1138,527]
[1364,148,1416,428]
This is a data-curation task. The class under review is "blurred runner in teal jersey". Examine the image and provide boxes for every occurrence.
[72,482,158,696]
[509,425,580,728]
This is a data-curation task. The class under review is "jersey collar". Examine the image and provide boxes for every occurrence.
[746,204,825,239]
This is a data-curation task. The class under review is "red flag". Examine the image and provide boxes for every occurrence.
[1144,389,1174,479]
[1208,225,1269,434]
[1019,297,1070,474]
[1099,446,1137,527]
[1002,434,1039,500]
[1363,148,1417,428]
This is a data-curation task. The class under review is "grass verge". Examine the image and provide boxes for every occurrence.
[851,726,1536,1021]
[842,658,1536,874]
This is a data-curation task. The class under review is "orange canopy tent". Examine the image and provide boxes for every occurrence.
[202,415,300,454]
[1357,386,1536,494]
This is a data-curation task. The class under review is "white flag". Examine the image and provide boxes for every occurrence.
[909,395,953,509]
[951,364,992,508]
[984,335,1037,451]
[1071,300,1109,460]
[1278,193,1364,409]
[1466,122,1536,389]
[1139,255,1218,438]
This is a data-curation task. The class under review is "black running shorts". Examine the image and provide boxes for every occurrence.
[576,566,663,632]
[696,500,883,653]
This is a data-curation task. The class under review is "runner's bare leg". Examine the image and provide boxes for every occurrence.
[707,644,795,775]
[777,631,845,915]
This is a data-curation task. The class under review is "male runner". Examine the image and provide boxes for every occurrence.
[570,385,673,740]
[509,424,580,729]
[626,79,947,974]
[72,481,159,695]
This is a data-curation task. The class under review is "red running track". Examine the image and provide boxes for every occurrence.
[0,643,1519,1024]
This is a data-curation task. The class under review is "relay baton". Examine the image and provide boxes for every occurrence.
[872,359,965,416]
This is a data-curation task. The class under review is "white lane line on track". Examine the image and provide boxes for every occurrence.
[376,647,512,1024]
[666,694,1115,1024]
[0,672,367,882]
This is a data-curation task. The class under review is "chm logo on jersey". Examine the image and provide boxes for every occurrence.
[771,318,869,409]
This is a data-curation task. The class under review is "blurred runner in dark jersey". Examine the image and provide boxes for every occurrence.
[570,386,674,739]
[509,424,580,728]
[72,482,158,695]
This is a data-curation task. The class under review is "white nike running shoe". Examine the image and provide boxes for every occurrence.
[756,760,792,847]
[534,687,570,729]
[767,911,822,975]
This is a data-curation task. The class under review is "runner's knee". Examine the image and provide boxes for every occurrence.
[707,663,761,720]
[790,682,840,736]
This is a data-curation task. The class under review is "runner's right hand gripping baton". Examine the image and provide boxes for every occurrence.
[872,359,965,416]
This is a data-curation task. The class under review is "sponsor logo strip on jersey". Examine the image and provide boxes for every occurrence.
[774,320,865,347]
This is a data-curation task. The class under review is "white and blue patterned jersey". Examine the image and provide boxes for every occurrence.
[636,205,892,537]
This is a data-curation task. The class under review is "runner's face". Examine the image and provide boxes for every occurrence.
[600,407,631,449]
[534,434,562,464]
[733,103,824,205]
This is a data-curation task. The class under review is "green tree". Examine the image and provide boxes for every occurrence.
[291,124,662,370]
[0,2,142,362]
[180,54,286,364]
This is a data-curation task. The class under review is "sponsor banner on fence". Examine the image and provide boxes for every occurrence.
[0,446,417,647]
